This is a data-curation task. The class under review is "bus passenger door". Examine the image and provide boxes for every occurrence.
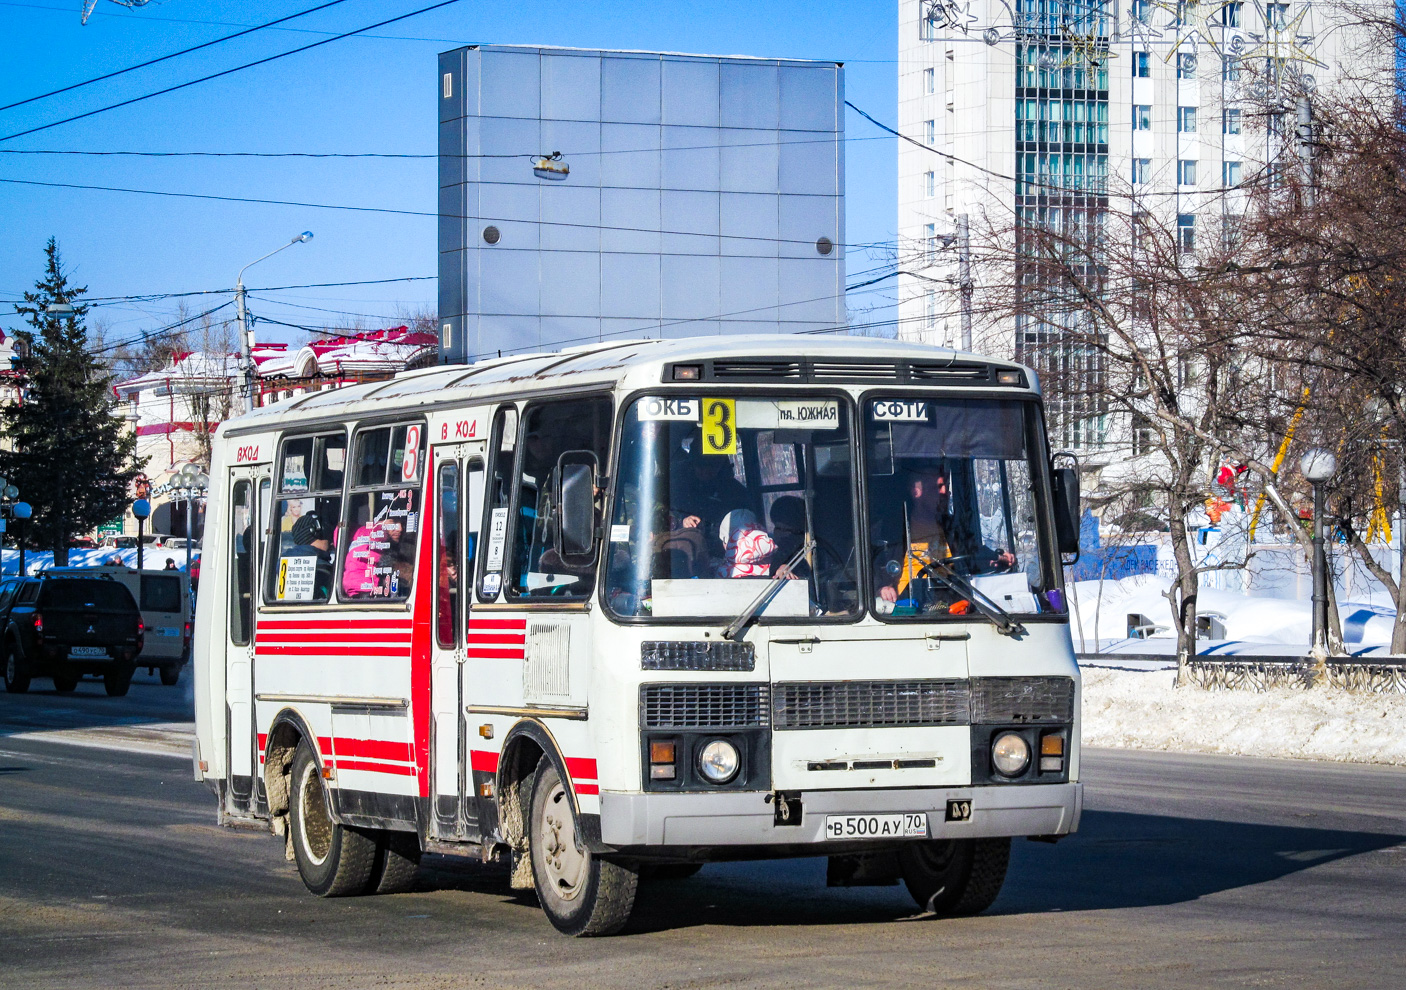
[429,443,485,840]
[225,467,270,816]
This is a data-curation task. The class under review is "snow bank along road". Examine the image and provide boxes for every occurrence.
[2,683,1404,988]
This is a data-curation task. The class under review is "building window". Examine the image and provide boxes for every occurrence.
[1178,159,1197,185]
[924,119,936,145]
[1178,106,1197,133]
[1223,108,1242,134]
[1222,213,1241,250]
[924,170,936,198]
[924,289,937,327]
[1177,213,1196,252]
[1176,53,1197,79]
[1223,161,1242,187]
[924,222,939,263]
[1222,2,1243,26]
[1266,3,1288,29]
[1133,105,1152,130]
[1131,413,1153,456]
[1132,158,1151,184]
[924,67,935,94]
[1134,51,1150,77]
[1133,0,1152,24]
[1268,112,1286,139]
[1222,57,1241,82]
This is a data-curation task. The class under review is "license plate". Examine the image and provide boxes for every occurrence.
[824,813,929,840]
[69,646,108,658]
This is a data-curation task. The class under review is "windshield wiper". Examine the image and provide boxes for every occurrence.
[721,537,815,642]
[916,554,1025,637]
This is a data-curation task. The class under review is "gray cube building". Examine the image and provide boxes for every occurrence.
[437,45,846,364]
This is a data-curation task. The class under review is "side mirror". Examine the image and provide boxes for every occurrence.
[554,450,599,563]
[1050,464,1081,559]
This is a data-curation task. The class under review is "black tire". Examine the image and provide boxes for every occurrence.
[288,741,377,897]
[640,862,703,881]
[103,666,134,697]
[898,837,1010,916]
[367,830,422,895]
[3,648,30,694]
[159,666,180,686]
[529,759,638,936]
[52,674,79,693]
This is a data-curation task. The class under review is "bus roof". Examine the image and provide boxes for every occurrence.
[223,335,1038,436]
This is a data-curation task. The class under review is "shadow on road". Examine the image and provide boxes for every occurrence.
[0,668,193,736]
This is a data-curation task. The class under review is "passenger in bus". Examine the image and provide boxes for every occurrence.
[342,504,402,598]
[669,439,748,553]
[767,495,811,580]
[716,509,775,578]
[287,511,335,600]
[876,466,1015,605]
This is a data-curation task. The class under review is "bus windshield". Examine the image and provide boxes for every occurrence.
[864,397,1065,619]
[605,394,859,620]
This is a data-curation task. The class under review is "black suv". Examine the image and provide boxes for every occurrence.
[0,576,145,696]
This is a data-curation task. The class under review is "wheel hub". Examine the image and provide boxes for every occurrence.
[539,780,587,901]
[297,761,333,865]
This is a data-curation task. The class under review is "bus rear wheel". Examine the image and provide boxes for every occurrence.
[898,837,1010,916]
[529,759,638,936]
[289,741,376,897]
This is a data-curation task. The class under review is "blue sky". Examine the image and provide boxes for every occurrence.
[0,0,898,353]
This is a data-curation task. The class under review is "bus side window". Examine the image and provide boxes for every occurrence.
[435,461,460,648]
[265,433,345,604]
[338,423,424,602]
[508,396,612,600]
[230,480,253,645]
[477,406,518,601]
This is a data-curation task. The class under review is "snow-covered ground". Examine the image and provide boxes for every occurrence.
[0,547,194,576]
[1067,573,1400,657]
[1080,665,1406,765]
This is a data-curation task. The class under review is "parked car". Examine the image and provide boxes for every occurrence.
[69,537,98,549]
[0,575,144,696]
[45,567,189,685]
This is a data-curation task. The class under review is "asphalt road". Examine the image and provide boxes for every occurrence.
[1,678,1404,989]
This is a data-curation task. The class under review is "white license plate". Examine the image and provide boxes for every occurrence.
[824,813,929,840]
[69,646,109,658]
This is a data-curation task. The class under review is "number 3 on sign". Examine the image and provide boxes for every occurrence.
[701,398,736,455]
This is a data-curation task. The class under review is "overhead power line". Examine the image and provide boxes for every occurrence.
[0,0,353,113]
[93,300,233,355]
[0,176,880,249]
[0,0,465,143]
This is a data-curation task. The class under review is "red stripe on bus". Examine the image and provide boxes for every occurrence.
[258,619,412,630]
[565,757,598,781]
[574,783,599,796]
[256,632,412,643]
[467,618,528,630]
[254,646,410,657]
[464,647,526,660]
[331,758,417,777]
[334,738,412,762]
[470,750,500,773]
[465,632,526,645]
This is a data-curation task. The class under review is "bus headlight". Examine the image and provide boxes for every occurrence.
[991,732,1031,777]
[698,739,740,784]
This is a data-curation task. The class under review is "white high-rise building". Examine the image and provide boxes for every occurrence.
[897,0,1392,450]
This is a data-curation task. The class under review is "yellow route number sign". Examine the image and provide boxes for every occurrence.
[701,398,737,455]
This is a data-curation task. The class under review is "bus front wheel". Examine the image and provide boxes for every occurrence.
[289,741,376,897]
[529,759,638,936]
[898,837,1010,916]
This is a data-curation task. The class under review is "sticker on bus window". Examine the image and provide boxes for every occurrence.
[481,572,502,597]
[701,398,737,455]
[276,556,317,601]
[610,524,631,543]
[775,400,838,430]
[637,397,699,422]
[484,507,509,571]
[871,399,930,423]
[402,424,422,481]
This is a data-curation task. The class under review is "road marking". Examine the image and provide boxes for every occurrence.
[6,722,193,760]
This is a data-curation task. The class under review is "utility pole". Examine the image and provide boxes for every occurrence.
[235,279,255,414]
[1296,96,1315,208]
[957,212,973,352]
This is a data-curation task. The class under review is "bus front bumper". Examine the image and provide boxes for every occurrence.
[598,781,1082,848]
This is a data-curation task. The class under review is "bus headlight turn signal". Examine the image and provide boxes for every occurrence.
[991,732,1031,777]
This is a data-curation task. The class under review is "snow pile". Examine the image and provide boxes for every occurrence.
[1081,666,1406,765]
[1067,573,1398,655]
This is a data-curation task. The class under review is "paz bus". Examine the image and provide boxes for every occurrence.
[192,335,1084,936]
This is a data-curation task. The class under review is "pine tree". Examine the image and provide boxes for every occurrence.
[2,239,140,566]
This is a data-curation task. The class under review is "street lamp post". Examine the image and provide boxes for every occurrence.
[1300,448,1338,663]
[133,498,151,571]
[235,232,313,414]
[0,475,30,576]
[173,463,209,576]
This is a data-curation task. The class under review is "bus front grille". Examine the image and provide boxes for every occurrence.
[773,679,971,730]
[969,676,1075,723]
[641,683,770,729]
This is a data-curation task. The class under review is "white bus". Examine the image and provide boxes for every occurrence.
[193,336,1084,936]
